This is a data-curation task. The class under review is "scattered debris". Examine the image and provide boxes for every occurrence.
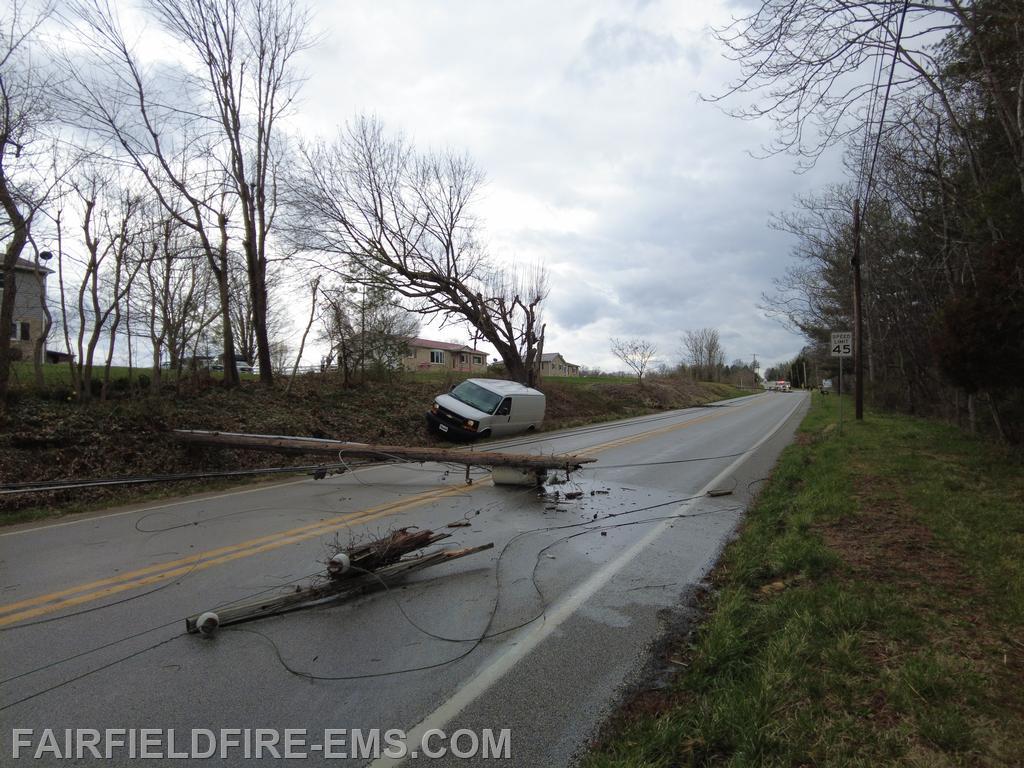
[707,488,733,497]
[564,491,584,500]
[185,528,493,635]
[447,520,471,528]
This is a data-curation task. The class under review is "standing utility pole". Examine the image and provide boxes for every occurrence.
[852,200,864,420]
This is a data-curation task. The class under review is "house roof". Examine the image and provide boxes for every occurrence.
[541,352,578,365]
[11,257,53,275]
[408,337,482,354]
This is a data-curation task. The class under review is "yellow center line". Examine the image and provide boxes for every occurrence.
[0,395,767,628]
[0,482,479,627]
[585,397,761,455]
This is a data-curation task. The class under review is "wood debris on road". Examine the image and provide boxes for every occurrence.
[185,527,493,635]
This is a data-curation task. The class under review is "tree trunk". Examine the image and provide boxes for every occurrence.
[215,210,239,388]
[987,393,1007,443]
[0,175,28,406]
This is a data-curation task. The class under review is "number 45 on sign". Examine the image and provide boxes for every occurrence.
[831,332,852,357]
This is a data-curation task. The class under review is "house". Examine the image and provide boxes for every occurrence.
[402,338,488,373]
[540,352,580,377]
[2,257,53,366]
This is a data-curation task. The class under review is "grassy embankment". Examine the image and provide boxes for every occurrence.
[587,393,1024,767]
[0,369,745,524]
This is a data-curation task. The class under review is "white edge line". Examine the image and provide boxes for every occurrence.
[369,393,807,767]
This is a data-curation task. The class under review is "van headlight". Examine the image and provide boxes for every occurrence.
[431,402,439,414]
[464,419,478,431]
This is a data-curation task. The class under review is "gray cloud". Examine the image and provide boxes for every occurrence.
[291,0,843,372]
[568,20,686,81]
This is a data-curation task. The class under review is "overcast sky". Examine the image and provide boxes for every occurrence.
[283,0,843,373]
[59,0,842,373]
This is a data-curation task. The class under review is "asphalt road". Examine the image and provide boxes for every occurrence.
[0,391,809,766]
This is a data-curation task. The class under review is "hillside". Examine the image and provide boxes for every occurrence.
[0,374,743,521]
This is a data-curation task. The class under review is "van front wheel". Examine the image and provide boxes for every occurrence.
[480,429,492,439]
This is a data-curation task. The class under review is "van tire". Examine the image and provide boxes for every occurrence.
[526,425,536,432]
[480,429,492,439]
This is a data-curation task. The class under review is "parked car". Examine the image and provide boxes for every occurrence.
[426,378,545,440]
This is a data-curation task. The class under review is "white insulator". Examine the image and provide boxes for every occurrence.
[329,552,351,575]
[197,611,220,637]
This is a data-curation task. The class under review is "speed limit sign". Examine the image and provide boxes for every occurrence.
[831,331,852,357]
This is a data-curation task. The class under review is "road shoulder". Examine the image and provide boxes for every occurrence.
[584,393,1024,767]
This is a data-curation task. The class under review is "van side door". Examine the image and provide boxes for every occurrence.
[492,397,513,435]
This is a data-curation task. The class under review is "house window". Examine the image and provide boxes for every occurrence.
[9,321,30,341]
[430,350,444,364]
[473,356,482,365]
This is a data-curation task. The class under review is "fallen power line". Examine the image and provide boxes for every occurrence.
[0,462,360,495]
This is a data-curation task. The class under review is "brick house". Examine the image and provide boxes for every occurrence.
[2,257,53,366]
[402,338,488,373]
[540,352,580,377]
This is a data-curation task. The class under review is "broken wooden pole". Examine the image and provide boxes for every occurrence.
[185,534,494,634]
[172,429,596,472]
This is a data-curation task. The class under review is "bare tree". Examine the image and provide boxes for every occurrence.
[132,202,219,385]
[64,0,312,387]
[286,274,319,394]
[317,283,357,386]
[709,1,960,164]
[65,171,143,399]
[289,117,548,386]
[610,337,656,384]
[682,328,726,382]
[64,1,242,386]
[228,255,287,366]
[0,1,58,403]
[145,0,315,385]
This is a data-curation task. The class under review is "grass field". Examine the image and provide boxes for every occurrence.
[587,393,1024,767]
[5,361,249,387]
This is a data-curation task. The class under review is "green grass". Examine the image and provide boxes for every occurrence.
[6,361,259,390]
[586,393,1024,767]
[544,374,638,386]
[403,369,639,386]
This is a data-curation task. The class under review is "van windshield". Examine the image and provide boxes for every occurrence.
[449,381,503,414]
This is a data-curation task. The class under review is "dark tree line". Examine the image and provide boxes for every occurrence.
[717,0,1024,441]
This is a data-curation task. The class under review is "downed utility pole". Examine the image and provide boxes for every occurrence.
[173,430,596,475]
[186,528,493,635]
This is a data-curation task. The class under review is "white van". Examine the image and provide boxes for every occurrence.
[426,379,545,440]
